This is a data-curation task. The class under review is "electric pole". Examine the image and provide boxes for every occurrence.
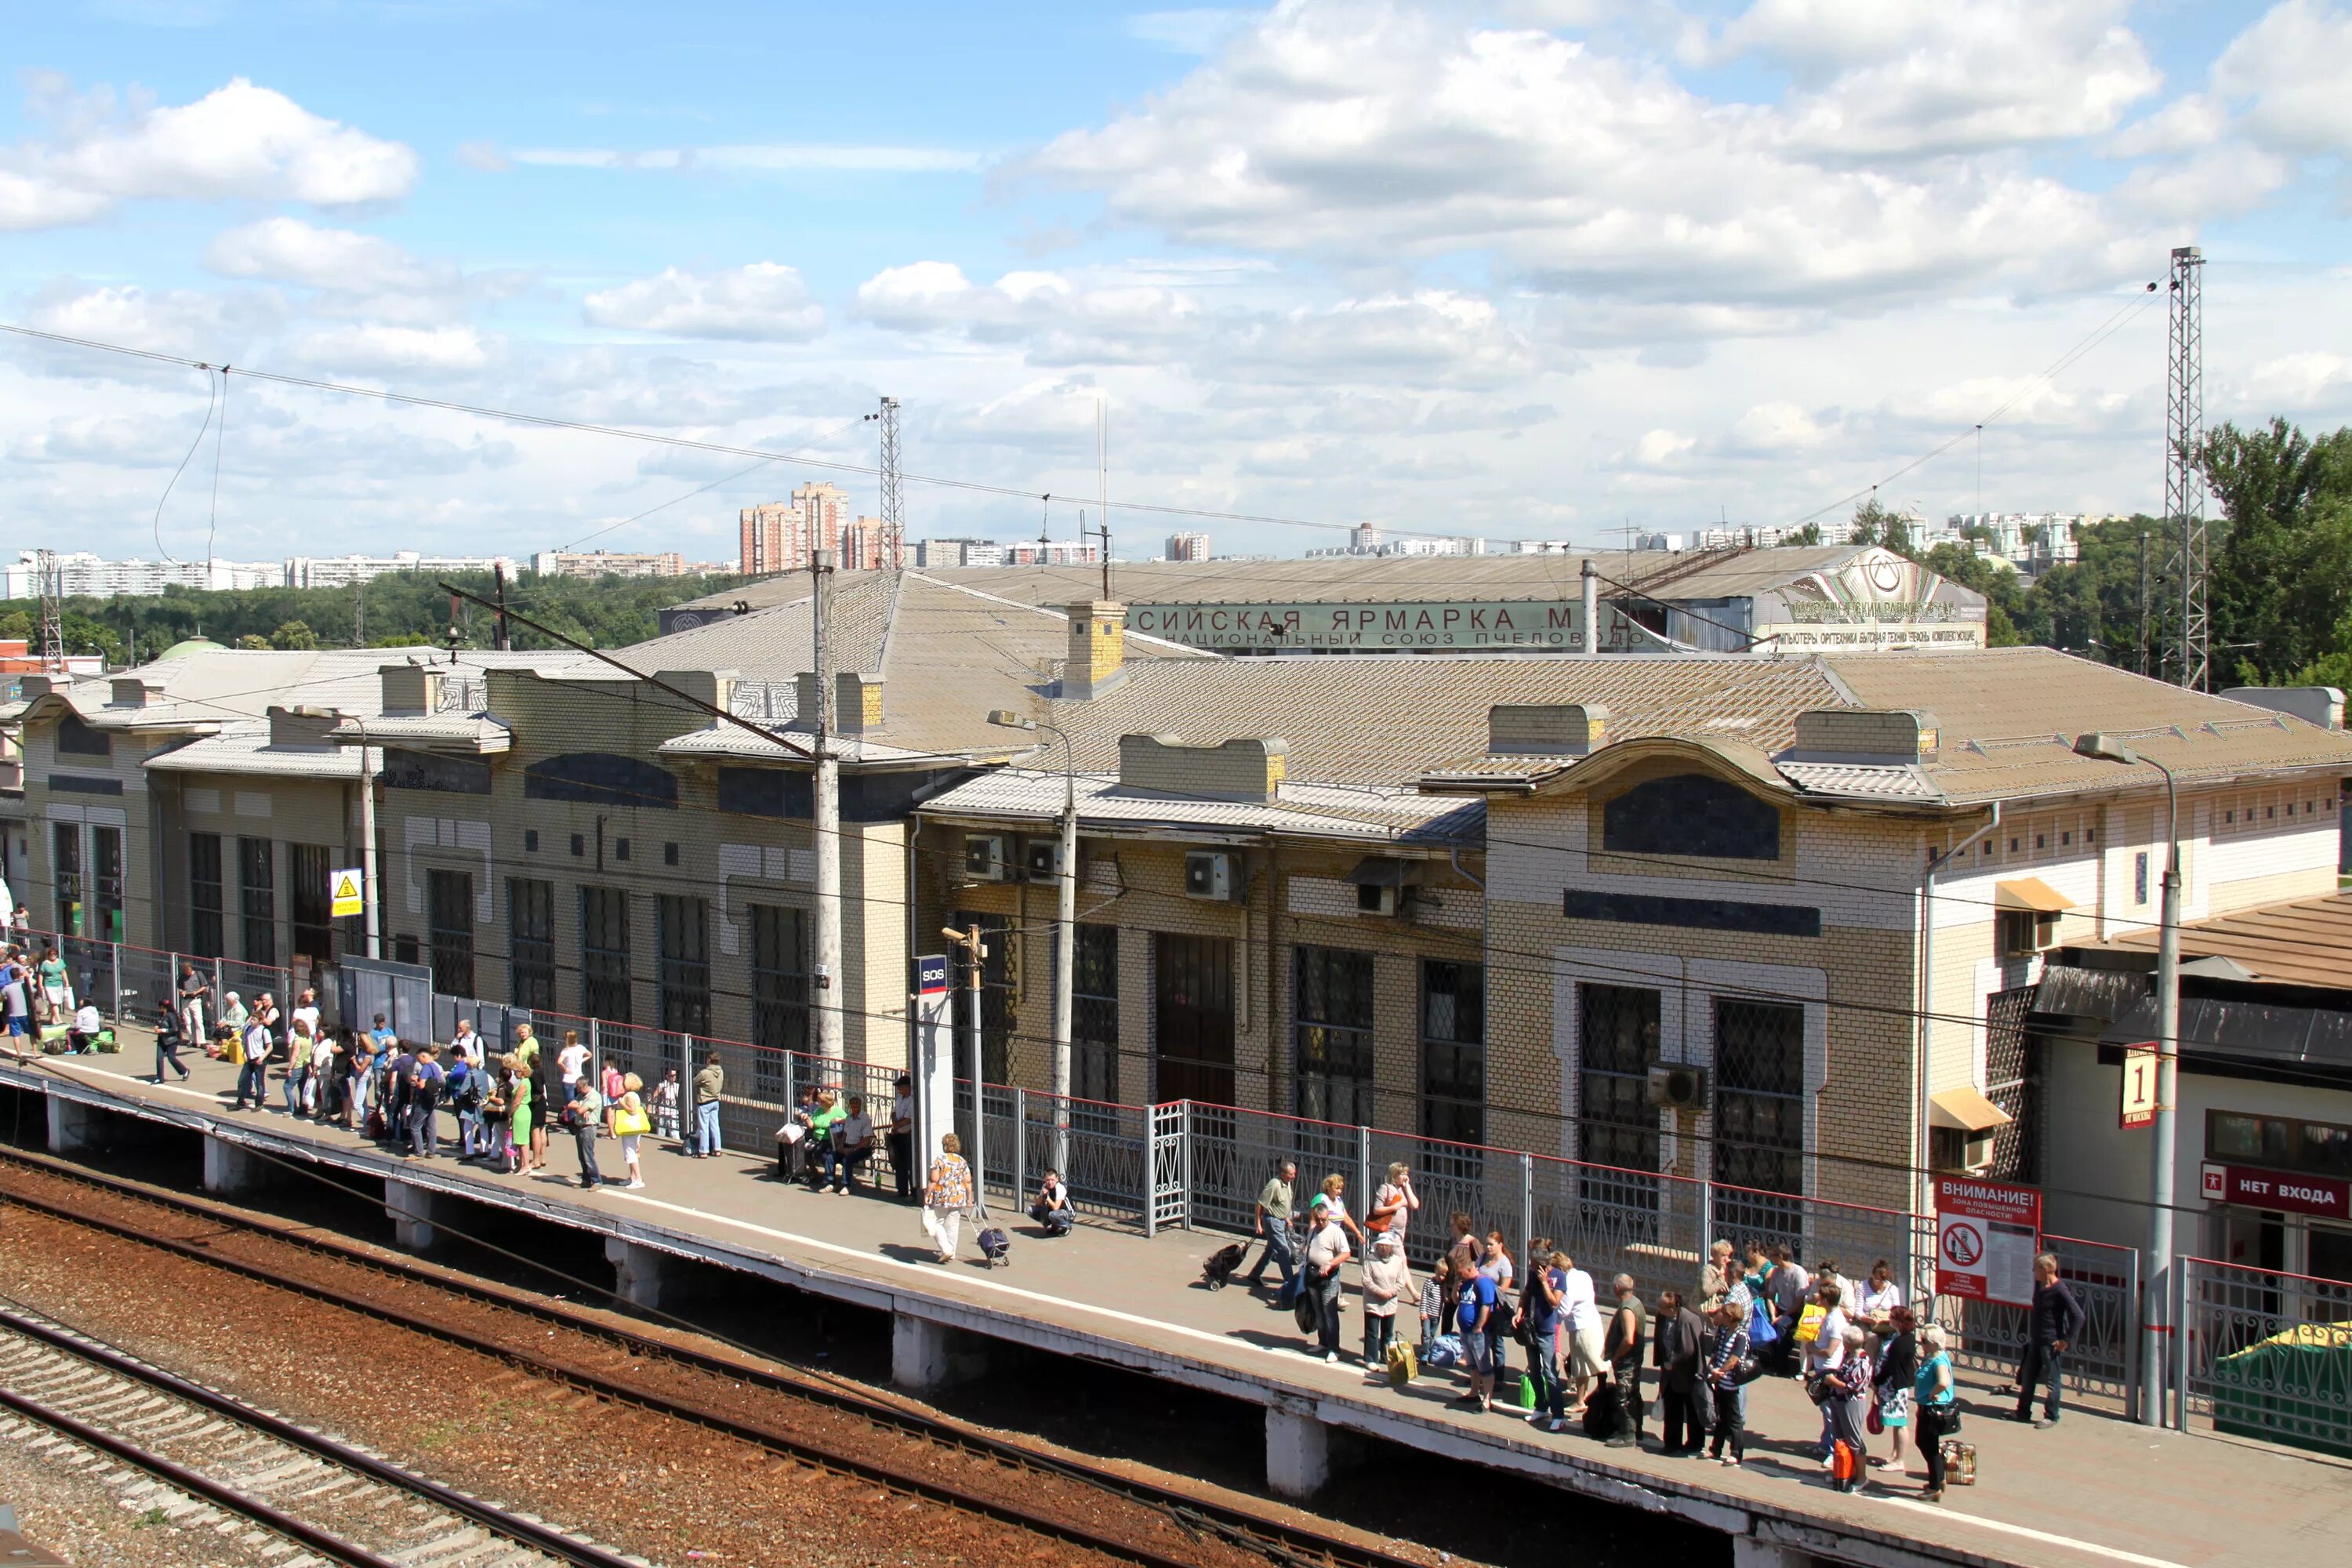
[2165,245,2207,691]
[811,546,842,1063]
[2136,528,2152,677]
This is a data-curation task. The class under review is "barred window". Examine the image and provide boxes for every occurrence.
[1715,999,1805,1199]
[86,824,122,944]
[507,878,555,1011]
[1294,946,1375,1127]
[750,904,808,1099]
[238,837,275,966]
[426,869,474,997]
[580,886,632,1022]
[1073,924,1120,1104]
[1419,959,1484,1152]
[290,844,335,964]
[1578,984,1661,1171]
[951,910,1014,1083]
[189,833,223,959]
[657,894,712,1036]
[53,824,82,936]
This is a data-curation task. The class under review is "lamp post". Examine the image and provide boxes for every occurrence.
[2073,731,2179,1427]
[989,710,1076,1174]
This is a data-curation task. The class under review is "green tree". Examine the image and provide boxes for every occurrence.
[2198,419,2352,684]
[1846,497,1912,553]
[270,619,319,650]
[1778,522,1824,546]
[234,633,271,651]
[1918,543,2027,646]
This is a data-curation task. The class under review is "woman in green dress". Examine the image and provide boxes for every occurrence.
[506,1057,535,1176]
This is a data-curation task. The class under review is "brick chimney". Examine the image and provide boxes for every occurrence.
[1064,601,1127,699]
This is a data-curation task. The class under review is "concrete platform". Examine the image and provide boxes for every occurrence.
[8,1044,2348,1568]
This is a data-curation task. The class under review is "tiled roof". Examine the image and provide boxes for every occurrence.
[684,546,1903,615]
[1034,654,1844,786]
[20,648,604,733]
[143,731,365,779]
[1777,762,1944,800]
[1828,648,2352,804]
[924,768,1484,844]
[2075,891,2352,989]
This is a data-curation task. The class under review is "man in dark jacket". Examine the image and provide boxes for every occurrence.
[2013,1252,2087,1427]
[1653,1289,1710,1455]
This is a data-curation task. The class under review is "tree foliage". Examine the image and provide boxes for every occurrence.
[0,570,752,664]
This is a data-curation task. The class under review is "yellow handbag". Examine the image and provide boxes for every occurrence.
[1794,1303,1828,1346]
[613,1106,652,1138]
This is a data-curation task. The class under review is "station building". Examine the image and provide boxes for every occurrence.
[4,568,2349,1229]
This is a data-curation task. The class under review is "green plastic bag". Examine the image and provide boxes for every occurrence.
[1516,1373,1537,1409]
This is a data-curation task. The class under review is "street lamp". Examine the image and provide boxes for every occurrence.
[989,710,1078,1172]
[2073,731,2180,1428]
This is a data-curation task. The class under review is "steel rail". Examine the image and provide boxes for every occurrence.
[0,1148,1413,1568]
[0,1305,633,1568]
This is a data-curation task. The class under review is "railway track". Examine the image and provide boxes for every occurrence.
[0,1303,640,1568]
[0,1142,1436,1568]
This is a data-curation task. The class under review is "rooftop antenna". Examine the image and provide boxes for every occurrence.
[863,395,904,568]
[1096,397,1109,581]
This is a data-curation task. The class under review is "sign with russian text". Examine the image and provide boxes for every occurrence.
[1935,1176,2042,1307]
[329,867,365,919]
[911,955,953,1173]
[2200,1162,2349,1221]
[2119,1043,2158,1129]
[1128,600,1663,652]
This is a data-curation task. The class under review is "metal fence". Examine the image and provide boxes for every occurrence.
[16,923,2347,1458]
[1927,1229,2143,1410]
[2176,1256,2352,1455]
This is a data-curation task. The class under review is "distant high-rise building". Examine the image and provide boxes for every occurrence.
[1391,536,1487,557]
[284,551,524,590]
[1348,524,1383,554]
[840,516,905,572]
[1001,540,1101,567]
[1165,531,1211,562]
[913,538,1002,568]
[740,481,852,575]
[529,550,687,579]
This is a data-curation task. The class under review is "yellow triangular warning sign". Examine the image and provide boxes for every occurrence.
[330,867,366,917]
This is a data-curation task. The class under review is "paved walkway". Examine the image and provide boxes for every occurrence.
[13,1042,2351,1568]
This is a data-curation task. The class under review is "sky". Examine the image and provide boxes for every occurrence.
[2,0,2349,567]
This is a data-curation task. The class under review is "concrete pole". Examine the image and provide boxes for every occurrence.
[1051,763,1076,1174]
[1581,558,1599,655]
[2143,765,2181,1427]
[358,742,380,960]
[963,922,986,1196]
[811,550,842,1064]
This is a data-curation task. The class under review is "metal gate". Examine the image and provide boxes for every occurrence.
[2176,1257,2352,1454]
[1147,1102,1189,1236]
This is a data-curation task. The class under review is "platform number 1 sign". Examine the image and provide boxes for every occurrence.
[2120,1043,2158,1130]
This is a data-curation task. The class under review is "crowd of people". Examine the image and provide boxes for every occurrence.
[68,984,2090,1507]
[1234,1160,2078,1503]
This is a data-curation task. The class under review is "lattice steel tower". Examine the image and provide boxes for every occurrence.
[34,548,65,672]
[2165,245,2206,690]
[876,395,903,568]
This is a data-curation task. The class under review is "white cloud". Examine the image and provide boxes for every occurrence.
[1634,428,1696,466]
[2213,0,2352,155]
[291,324,492,372]
[507,143,982,173]
[0,77,416,230]
[2107,94,2228,158]
[1730,401,1834,452]
[2234,350,2352,411]
[205,217,443,294]
[1721,0,2159,157]
[1031,0,2151,311]
[1127,9,1261,53]
[583,263,826,342]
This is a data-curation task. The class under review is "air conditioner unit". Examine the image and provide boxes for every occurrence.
[1023,838,1066,883]
[1185,850,1236,901]
[963,833,1012,883]
[1645,1062,1708,1111]
[1356,883,1399,916]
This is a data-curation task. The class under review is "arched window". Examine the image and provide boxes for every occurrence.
[1601,774,1780,861]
